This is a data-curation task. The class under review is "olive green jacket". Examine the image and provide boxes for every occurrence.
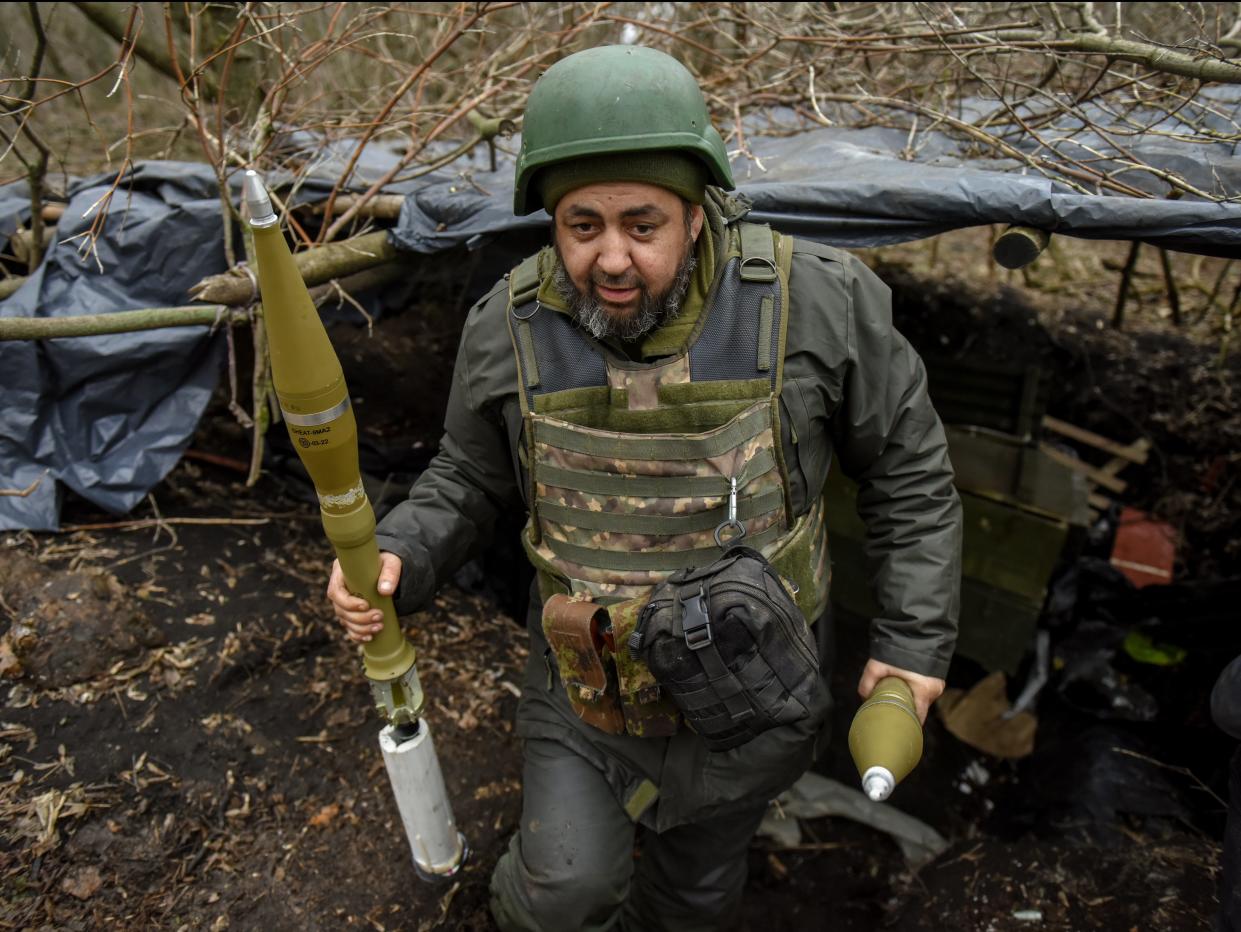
[376,204,962,679]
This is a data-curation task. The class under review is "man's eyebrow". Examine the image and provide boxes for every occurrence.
[620,204,668,220]
[563,205,602,220]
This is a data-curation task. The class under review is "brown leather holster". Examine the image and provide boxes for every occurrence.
[541,594,626,734]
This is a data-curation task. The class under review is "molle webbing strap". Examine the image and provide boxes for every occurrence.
[533,401,768,461]
[772,229,795,404]
[757,296,774,373]
[544,523,782,572]
[534,447,777,498]
[515,319,541,390]
[535,399,761,436]
[672,585,753,724]
[538,487,783,535]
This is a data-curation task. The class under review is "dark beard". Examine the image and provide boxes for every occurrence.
[552,242,698,342]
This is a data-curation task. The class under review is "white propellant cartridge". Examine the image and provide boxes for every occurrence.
[379,720,467,880]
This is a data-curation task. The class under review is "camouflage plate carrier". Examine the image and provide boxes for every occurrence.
[506,221,830,737]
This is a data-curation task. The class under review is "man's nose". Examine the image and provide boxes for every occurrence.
[595,229,632,277]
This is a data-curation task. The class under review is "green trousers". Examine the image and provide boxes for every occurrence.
[489,737,769,932]
[488,605,832,931]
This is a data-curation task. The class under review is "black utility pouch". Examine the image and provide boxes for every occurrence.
[628,546,819,751]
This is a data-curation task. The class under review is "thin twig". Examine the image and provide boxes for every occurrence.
[58,517,272,533]
[0,469,50,498]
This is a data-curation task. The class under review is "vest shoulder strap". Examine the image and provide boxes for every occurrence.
[509,254,541,306]
[773,229,795,395]
[738,221,778,283]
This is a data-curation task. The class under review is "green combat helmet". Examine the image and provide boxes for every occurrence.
[513,45,735,216]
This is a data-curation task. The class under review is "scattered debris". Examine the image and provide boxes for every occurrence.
[1039,417,1151,523]
[309,803,341,828]
[0,552,165,687]
[939,672,1038,759]
[1,253,1232,929]
[757,771,950,869]
[1110,506,1177,588]
[60,864,103,900]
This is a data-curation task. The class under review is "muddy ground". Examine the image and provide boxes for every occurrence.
[2,234,1237,931]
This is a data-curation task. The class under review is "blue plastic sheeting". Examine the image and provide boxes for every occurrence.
[392,122,1241,259]
[0,163,228,530]
[5,111,1241,530]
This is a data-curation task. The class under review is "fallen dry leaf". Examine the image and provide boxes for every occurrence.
[326,707,353,729]
[61,864,102,900]
[309,803,340,827]
[0,637,23,679]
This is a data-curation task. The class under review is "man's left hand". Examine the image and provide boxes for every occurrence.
[858,659,945,725]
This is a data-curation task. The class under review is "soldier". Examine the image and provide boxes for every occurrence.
[328,45,962,932]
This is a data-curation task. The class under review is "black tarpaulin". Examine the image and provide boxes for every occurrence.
[0,163,228,530]
[392,121,1241,259]
[5,109,1241,530]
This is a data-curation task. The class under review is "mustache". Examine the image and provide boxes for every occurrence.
[591,271,643,290]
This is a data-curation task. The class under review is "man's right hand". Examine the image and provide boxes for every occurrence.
[327,552,403,643]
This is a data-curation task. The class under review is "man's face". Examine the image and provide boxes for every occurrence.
[552,182,704,339]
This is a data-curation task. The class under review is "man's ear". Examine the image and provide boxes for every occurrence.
[689,204,705,241]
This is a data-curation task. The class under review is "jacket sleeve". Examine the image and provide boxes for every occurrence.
[828,255,963,679]
[374,281,524,615]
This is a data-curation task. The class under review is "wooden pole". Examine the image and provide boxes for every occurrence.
[189,231,398,306]
[0,263,405,343]
[312,195,405,220]
[0,305,237,341]
[993,226,1051,270]
[1112,241,1142,330]
[0,276,27,301]
[1157,248,1182,326]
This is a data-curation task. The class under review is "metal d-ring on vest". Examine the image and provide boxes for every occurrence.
[713,476,747,549]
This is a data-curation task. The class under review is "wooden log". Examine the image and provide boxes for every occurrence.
[189,231,399,306]
[1041,416,1149,465]
[0,305,239,341]
[1158,247,1182,326]
[309,262,405,309]
[993,226,1050,270]
[1100,439,1151,481]
[0,260,405,341]
[1037,442,1128,494]
[1087,492,1113,512]
[0,276,27,301]
[11,225,55,267]
[312,195,405,220]
[1112,241,1142,329]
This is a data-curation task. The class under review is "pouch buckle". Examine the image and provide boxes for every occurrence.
[682,588,713,650]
